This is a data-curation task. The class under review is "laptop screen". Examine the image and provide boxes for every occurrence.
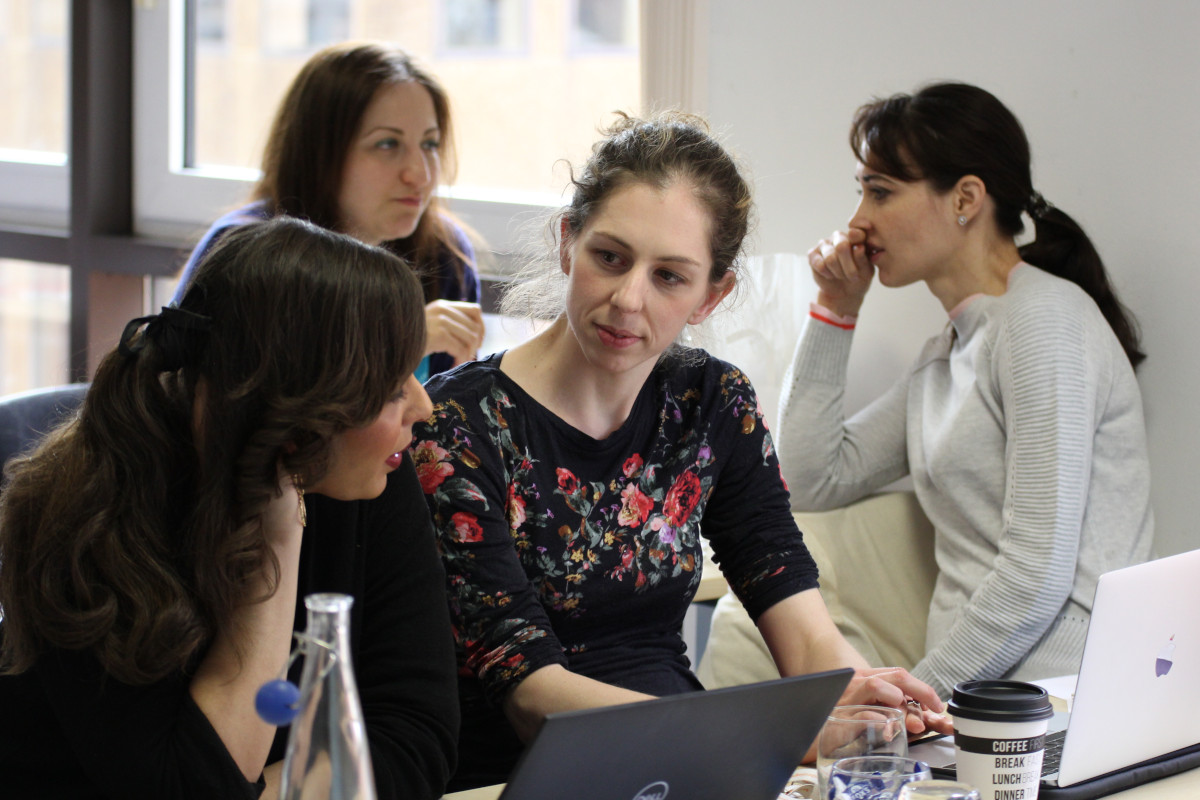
[499,668,853,800]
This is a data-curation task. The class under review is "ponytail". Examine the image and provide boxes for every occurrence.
[1018,197,1145,369]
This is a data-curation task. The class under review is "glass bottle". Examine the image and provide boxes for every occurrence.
[279,593,377,800]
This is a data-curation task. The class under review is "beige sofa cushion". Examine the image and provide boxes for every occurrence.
[697,491,936,688]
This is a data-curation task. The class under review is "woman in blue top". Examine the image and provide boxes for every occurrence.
[174,42,485,380]
[411,111,951,790]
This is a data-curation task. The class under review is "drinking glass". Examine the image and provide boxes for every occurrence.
[897,779,982,800]
[826,755,932,800]
[817,705,908,798]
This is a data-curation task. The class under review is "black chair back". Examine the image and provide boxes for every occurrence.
[0,383,89,469]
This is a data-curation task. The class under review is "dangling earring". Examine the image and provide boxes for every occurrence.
[957,215,968,226]
[292,474,307,528]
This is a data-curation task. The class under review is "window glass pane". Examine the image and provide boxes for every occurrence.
[0,0,68,157]
[441,0,524,53]
[189,0,640,196]
[573,0,636,50]
[195,0,228,43]
[0,260,70,394]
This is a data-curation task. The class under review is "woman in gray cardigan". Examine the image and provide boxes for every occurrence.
[778,82,1153,699]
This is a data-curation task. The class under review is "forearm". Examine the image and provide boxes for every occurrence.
[502,664,654,742]
[756,590,948,760]
[755,590,869,677]
[913,548,1074,698]
[777,318,908,510]
[189,535,301,782]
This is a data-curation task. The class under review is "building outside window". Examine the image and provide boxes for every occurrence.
[0,0,69,393]
[572,0,637,51]
[0,260,69,394]
[0,0,700,390]
[181,0,640,218]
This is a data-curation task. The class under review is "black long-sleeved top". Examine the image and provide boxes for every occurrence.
[413,351,818,788]
[0,455,459,800]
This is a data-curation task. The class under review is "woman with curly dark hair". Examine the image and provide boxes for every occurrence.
[0,217,458,800]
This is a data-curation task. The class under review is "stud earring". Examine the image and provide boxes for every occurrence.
[957,215,968,226]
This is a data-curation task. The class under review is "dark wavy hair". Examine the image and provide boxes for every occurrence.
[0,217,425,683]
[850,82,1144,368]
[501,111,753,321]
[254,40,471,302]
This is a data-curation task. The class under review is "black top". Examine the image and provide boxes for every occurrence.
[413,350,818,788]
[0,455,459,800]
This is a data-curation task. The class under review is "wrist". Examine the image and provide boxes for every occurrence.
[810,301,858,330]
[815,291,863,318]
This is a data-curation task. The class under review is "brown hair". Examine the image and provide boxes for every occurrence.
[850,82,1144,368]
[501,111,753,321]
[0,217,425,683]
[254,41,470,302]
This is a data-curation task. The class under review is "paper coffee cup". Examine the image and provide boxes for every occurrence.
[948,680,1053,800]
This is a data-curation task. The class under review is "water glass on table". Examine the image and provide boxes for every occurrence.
[897,780,982,800]
[817,705,908,797]
[826,755,931,799]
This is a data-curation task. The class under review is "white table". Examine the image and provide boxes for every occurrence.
[444,765,1200,800]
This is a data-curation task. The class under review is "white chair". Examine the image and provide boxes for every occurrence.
[697,491,937,688]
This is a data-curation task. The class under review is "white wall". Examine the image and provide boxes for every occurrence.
[704,0,1200,557]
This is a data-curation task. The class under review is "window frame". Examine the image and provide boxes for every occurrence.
[0,0,707,380]
[0,0,69,228]
[133,0,553,264]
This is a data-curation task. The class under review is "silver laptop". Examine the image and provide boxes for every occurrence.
[497,668,853,800]
[913,548,1200,797]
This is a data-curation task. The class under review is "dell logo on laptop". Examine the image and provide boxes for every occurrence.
[632,781,669,800]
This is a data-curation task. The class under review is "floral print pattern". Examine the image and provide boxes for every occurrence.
[412,352,816,705]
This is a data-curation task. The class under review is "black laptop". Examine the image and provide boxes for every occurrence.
[496,668,853,800]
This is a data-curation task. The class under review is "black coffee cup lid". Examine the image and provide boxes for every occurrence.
[948,680,1054,722]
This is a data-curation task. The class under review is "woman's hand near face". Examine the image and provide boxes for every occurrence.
[424,300,486,366]
[807,228,875,318]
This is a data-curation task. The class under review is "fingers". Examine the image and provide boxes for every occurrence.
[425,301,487,365]
[839,668,948,735]
[807,228,874,317]
[808,228,869,281]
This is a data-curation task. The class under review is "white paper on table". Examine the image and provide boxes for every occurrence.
[1031,673,1079,712]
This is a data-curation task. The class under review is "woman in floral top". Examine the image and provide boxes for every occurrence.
[412,112,951,790]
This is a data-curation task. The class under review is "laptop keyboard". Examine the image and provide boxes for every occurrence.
[1040,729,1068,775]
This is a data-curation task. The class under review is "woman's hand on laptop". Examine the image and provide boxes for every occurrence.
[840,667,952,736]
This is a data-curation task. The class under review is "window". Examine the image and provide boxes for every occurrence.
[440,0,526,54]
[0,259,70,394]
[572,0,637,51]
[0,0,701,381]
[259,0,349,53]
[194,0,228,44]
[307,0,349,46]
[135,0,643,261]
[0,0,68,228]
